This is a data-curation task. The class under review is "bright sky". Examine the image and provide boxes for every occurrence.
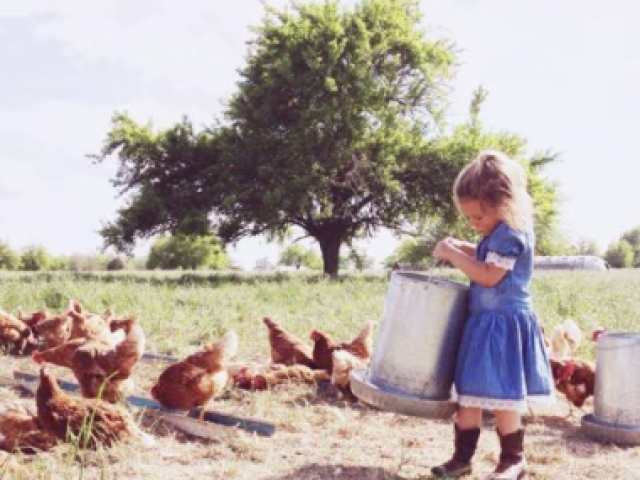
[1,0,638,269]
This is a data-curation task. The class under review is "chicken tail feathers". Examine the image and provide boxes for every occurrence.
[263,317,279,332]
[207,331,239,359]
[353,321,373,344]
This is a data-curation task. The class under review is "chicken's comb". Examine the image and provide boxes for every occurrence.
[592,327,606,342]
[309,330,323,341]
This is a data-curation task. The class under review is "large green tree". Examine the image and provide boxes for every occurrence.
[96,0,561,276]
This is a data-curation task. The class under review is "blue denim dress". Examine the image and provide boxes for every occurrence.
[455,222,553,411]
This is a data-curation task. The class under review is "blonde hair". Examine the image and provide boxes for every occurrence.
[453,149,533,231]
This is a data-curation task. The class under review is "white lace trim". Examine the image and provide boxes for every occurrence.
[486,251,517,270]
[527,393,557,405]
[458,395,527,412]
[456,393,555,412]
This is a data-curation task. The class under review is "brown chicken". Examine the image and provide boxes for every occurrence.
[0,309,34,353]
[550,357,596,410]
[16,307,48,330]
[262,317,316,368]
[68,298,85,314]
[311,321,373,373]
[70,317,146,403]
[108,315,141,337]
[32,337,87,368]
[67,310,112,343]
[233,364,330,390]
[33,314,72,349]
[36,367,154,448]
[0,402,58,453]
[151,331,239,419]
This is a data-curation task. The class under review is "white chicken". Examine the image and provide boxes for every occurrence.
[549,319,582,361]
[330,349,367,393]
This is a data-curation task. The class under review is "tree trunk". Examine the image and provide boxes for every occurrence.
[317,232,343,279]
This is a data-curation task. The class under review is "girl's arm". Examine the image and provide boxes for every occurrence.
[448,239,477,257]
[433,239,507,287]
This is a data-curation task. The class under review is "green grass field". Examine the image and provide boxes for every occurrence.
[1,269,638,361]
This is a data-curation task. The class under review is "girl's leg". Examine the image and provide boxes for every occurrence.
[456,406,482,429]
[431,407,482,477]
[489,410,526,480]
[494,409,521,435]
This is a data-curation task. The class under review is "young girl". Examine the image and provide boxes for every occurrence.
[431,150,553,480]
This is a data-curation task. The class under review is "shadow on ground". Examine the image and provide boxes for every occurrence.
[263,463,417,480]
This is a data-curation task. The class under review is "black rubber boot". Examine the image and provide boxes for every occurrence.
[486,428,526,480]
[431,424,481,477]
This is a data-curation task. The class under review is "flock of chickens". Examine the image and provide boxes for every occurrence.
[0,301,373,455]
[0,297,604,456]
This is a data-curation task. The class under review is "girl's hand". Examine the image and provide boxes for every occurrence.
[433,237,456,261]
[444,237,462,249]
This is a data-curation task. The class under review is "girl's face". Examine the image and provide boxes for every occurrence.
[458,199,501,235]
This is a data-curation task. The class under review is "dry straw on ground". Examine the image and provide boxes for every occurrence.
[2,352,640,480]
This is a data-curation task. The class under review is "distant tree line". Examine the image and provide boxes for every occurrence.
[0,241,130,271]
[0,234,229,272]
[277,244,374,271]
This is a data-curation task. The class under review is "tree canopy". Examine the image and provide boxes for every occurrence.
[95,0,562,276]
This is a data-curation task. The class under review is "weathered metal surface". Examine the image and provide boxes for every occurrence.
[351,272,468,419]
[350,368,456,419]
[594,333,640,426]
[368,272,468,400]
[581,332,640,444]
[142,352,179,363]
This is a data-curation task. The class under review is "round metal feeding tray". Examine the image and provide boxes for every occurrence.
[581,332,640,445]
[581,414,640,446]
[351,368,457,418]
[351,272,468,419]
